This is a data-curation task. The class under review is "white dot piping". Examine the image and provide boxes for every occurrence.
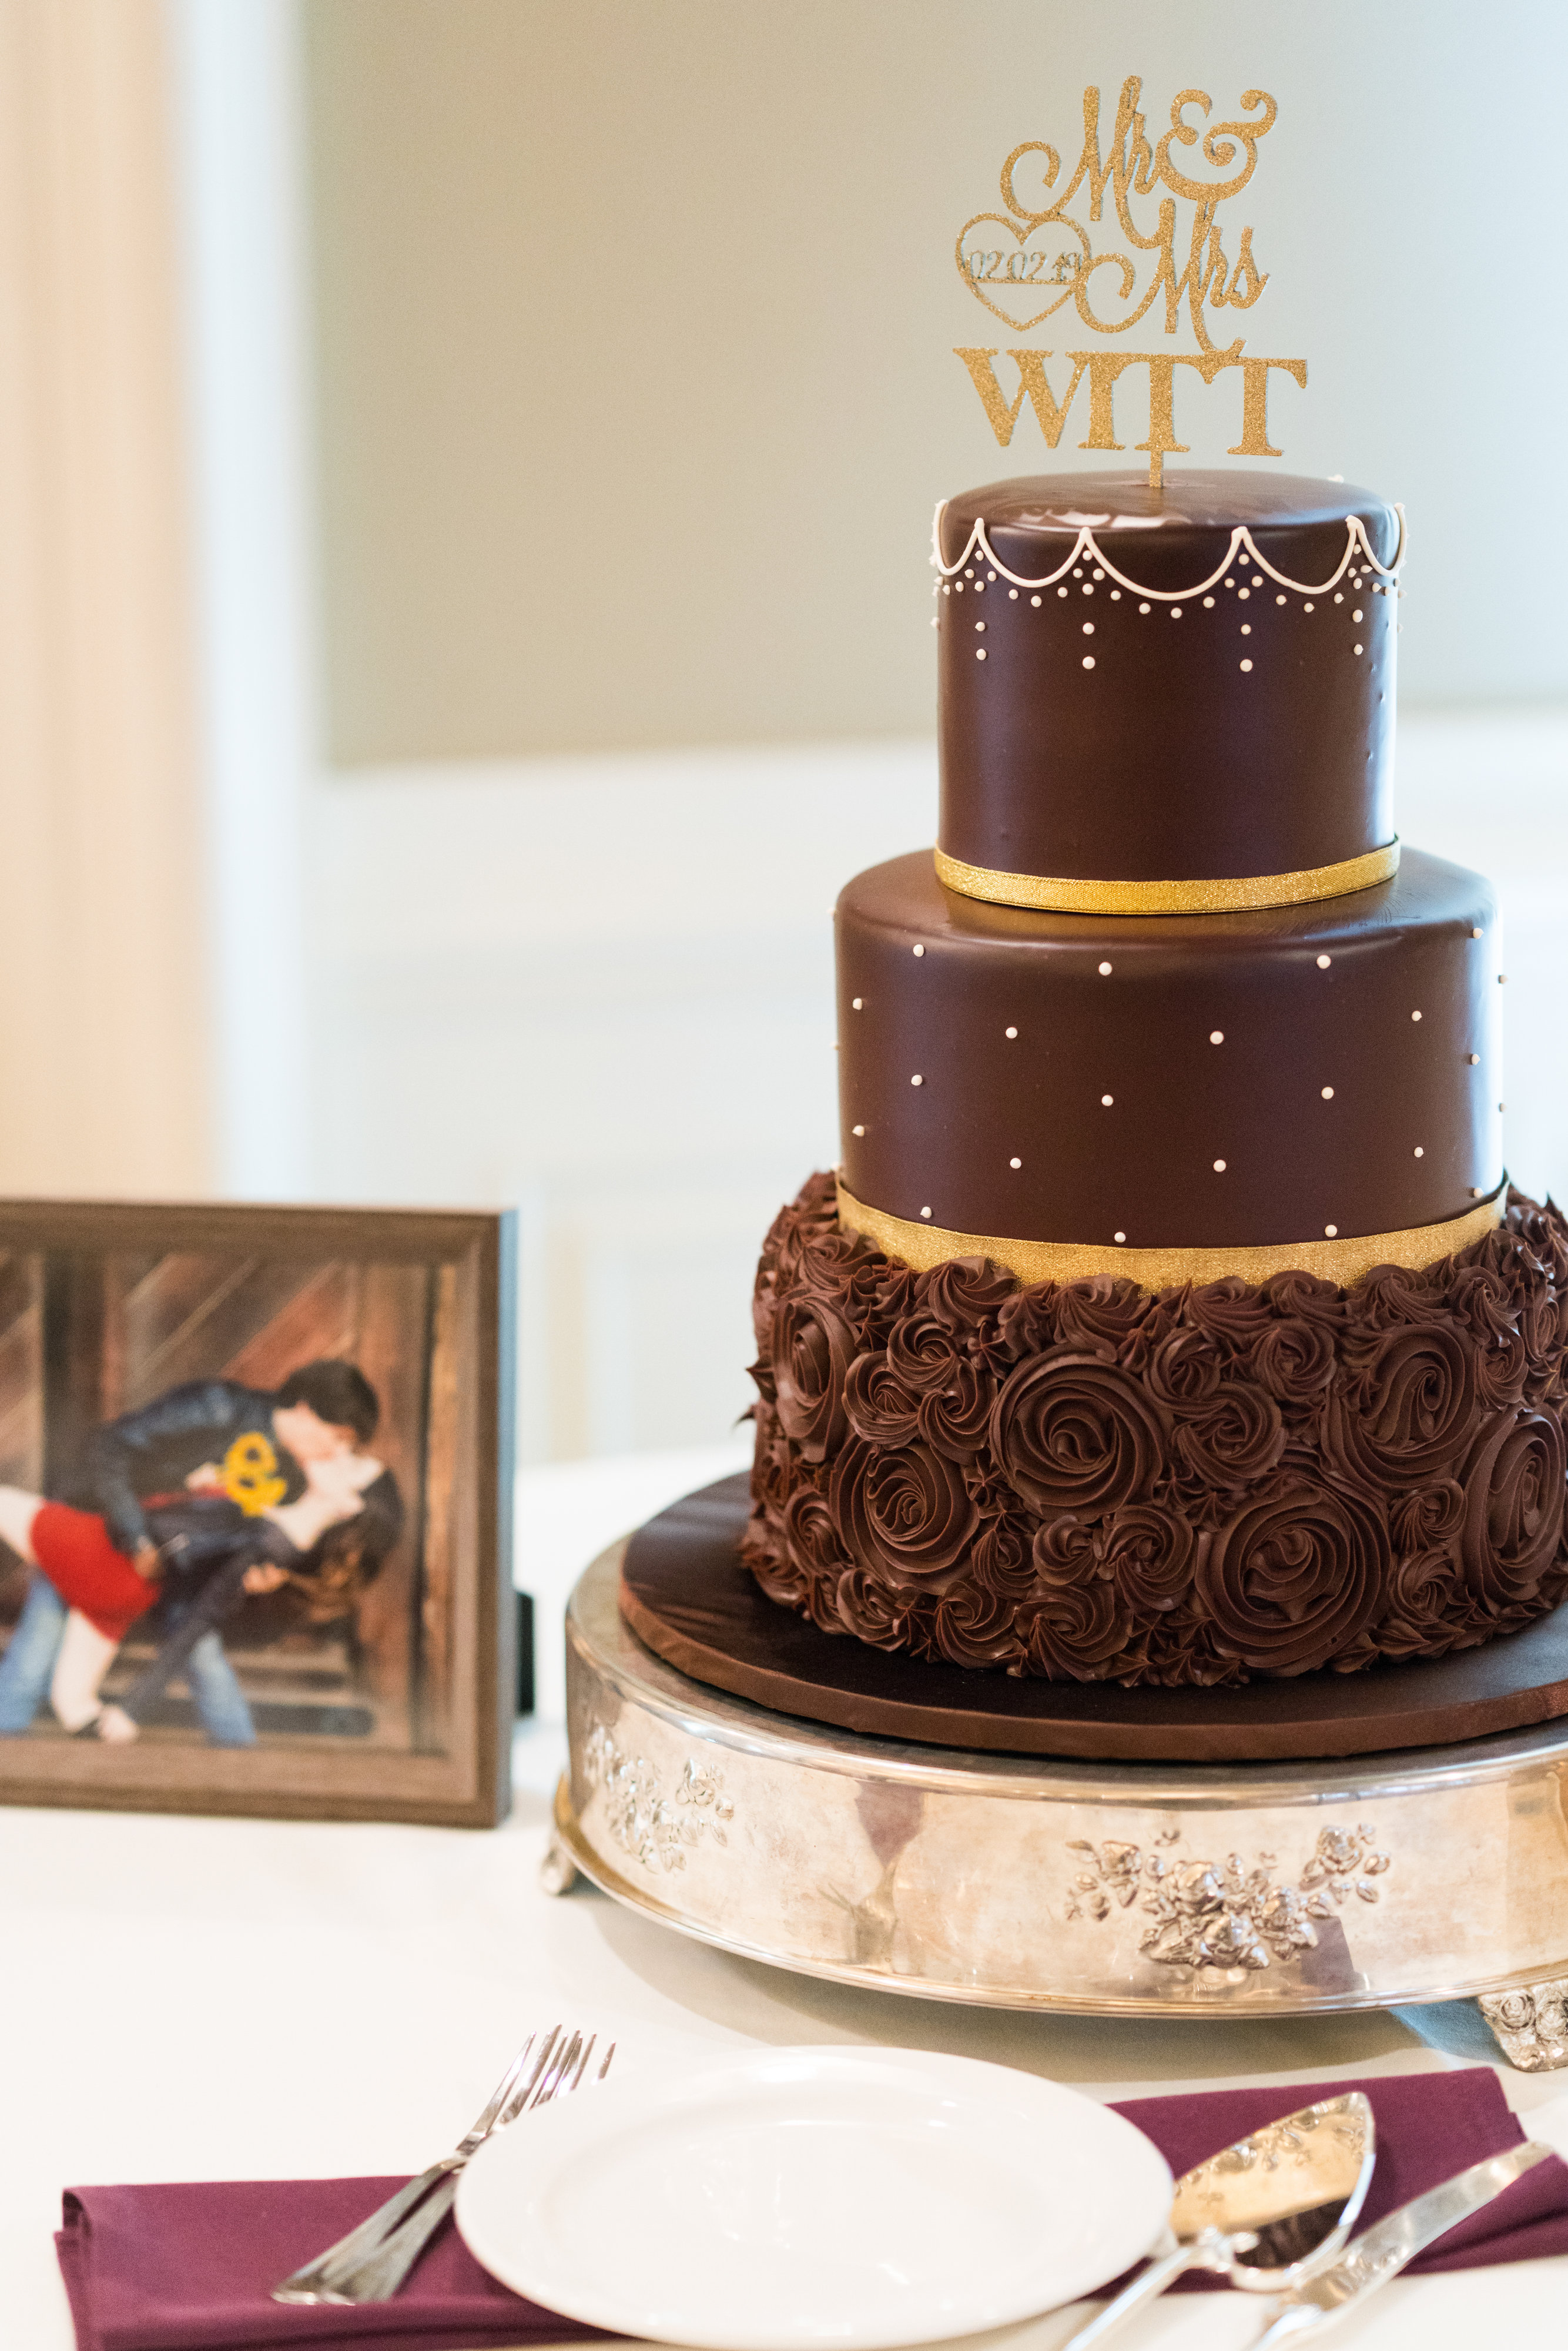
[930,503,1406,601]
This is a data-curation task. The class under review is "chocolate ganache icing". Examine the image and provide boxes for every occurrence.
[739,465,1563,1684]
[935,471,1402,900]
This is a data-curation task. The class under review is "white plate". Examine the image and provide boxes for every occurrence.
[455,2044,1171,2351]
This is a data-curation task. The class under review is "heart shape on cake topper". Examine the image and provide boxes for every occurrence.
[954,213,1090,333]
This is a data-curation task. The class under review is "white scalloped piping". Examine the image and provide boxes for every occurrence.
[929,500,1406,601]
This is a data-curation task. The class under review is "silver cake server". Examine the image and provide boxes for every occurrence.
[1254,2138,1557,2343]
[1064,2091,1376,2351]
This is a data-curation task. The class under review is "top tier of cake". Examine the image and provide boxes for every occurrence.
[935,470,1402,904]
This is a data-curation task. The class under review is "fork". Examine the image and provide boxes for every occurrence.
[320,2031,614,2305]
[273,2027,612,2306]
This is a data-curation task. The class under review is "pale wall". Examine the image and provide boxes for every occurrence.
[304,0,1568,763]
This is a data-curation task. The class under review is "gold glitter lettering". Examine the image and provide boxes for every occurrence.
[952,347,1090,447]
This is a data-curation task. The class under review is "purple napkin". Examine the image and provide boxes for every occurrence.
[57,2067,1568,2350]
[1107,2066,1568,2291]
[55,2175,611,2351]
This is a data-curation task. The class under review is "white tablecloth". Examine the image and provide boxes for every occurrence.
[5,1449,1568,2349]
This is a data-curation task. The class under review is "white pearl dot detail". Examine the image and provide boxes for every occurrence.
[1083,655,1095,669]
[1353,644,1363,657]
[1316,954,1332,968]
[1171,607,1182,619]
[1005,1026,1018,1039]
[1082,622,1094,635]
[1098,960,1113,975]
[1413,1146,1424,1157]
[1009,1156,1021,1169]
[1352,609,1363,622]
[910,1074,923,1086]
[1114,1231,1127,1244]
[1213,1159,1227,1173]
[1101,1093,1113,1106]
[1209,1030,1224,1044]
[1276,594,1287,606]
[1412,1010,1422,1022]
[976,648,987,661]
[974,621,985,632]
[920,1206,932,1219]
[1468,1053,1480,1065]
[1305,600,1315,612]
[1325,1224,1338,1238]
[1240,659,1254,672]
[1058,586,1068,598]
[1031,594,1041,607]
[852,1124,865,1136]
[912,944,924,956]
[1321,1086,1335,1099]
[1203,596,1215,608]
[1473,926,1483,939]
[851,997,863,1009]
[1138,601,1150,614]
[1009,588,1018,599]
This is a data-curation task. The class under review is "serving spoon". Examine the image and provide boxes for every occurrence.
[1063,2091,1376,2351]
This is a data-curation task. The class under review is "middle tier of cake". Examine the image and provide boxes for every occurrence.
[836,848,1503,1255]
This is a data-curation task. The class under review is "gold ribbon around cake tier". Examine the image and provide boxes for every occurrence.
[836,1176,1506,1291]
[933,839,1401,916]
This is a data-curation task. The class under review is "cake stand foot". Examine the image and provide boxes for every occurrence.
[1476,1979,1568,2071]
[540,1822,580,1897]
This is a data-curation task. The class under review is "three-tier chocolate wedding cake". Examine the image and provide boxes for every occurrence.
[745,471,1568,1686]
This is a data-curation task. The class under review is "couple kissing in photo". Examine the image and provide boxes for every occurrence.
[0,1361,404,1748]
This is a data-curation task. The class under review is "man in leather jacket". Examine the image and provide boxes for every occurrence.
[78,1358,380,1567]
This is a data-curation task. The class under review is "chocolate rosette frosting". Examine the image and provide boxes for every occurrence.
[992,1350,1165,1515]
[1056,1275,1157,1359]
[1171,1380,1286,1491]
[745,1176,1568,1683]
[969,1513,1038,1598]
[771,1295,855,1462]
[1327,1324,1483,1492]
[1182,1277,1275,1352]
[843,1352,922,1445]
[1098,1503,1198,1614]
[1460,1408,1567,1610]
[1375,1549,1471,1660]
[1390,1479,1465,1551]
[1197,1481,1392,1674]
[1016,1579,1127,1680]
[829,1434,978,1582]
[932,1579,1026,1667]
[916,1357,996,1460]
[886,1312,964,1394]
[1250,1318,1338,1411]
[1146,1328,1225,1408]
[833,1565,915,1649]
[783,1483,849,1580]
[922,1254,1017,1334]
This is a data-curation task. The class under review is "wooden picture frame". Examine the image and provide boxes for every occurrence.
[0,1200,514,1826]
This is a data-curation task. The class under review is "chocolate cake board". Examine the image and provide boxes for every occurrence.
[619,1475,1568,1766]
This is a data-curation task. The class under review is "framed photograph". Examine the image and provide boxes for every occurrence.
[0,1200,514,1826]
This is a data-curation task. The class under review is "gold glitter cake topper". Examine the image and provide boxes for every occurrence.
[954,79,1304,487]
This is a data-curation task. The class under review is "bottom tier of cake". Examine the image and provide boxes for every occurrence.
[745,1173,1568,1684]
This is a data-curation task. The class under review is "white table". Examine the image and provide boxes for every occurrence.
[5,1449,1568,2350]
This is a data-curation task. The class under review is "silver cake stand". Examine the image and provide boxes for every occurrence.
[545,1539,1568,2072]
